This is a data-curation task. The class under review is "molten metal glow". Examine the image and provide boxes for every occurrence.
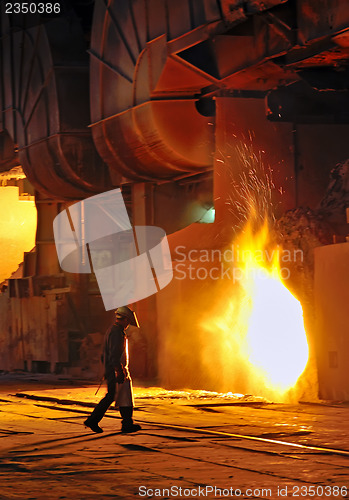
[247,272,309,390]
[200,217,309,400]
[0,187,37,282]
[232,219,309,395]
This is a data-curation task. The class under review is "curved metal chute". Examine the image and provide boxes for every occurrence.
[89,0,222,180]
[0,11,110,200]
[89,0,291,181]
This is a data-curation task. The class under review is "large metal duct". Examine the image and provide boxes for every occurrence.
[89,0,220,180]
[88,0,297,181]
[0,10,110,200]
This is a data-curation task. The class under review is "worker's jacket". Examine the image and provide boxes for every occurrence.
[101,322,126,376]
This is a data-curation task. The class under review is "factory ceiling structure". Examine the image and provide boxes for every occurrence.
[1,0,349,196]
[0,0,349,398]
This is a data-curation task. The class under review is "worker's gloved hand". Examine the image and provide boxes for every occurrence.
[115,370,125,384]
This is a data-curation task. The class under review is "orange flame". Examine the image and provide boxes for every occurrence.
[236,219,309,391]
[0,186,37,282]
[201,217,309,400]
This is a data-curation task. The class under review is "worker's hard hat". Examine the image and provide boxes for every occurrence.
[115,306,140,327]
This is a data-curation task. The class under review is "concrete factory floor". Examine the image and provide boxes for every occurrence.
[0,374,348,500]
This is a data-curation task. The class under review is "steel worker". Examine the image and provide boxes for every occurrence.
[84,306,141,434]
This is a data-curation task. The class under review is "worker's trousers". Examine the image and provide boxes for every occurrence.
[88,372,133,426]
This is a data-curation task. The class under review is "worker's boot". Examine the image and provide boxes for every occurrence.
[119,406,141,433]
[84,418,103,433]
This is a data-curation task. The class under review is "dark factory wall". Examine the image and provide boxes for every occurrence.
[297,125,349,209]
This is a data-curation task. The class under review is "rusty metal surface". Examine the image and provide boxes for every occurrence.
[89,0,295,180]
[92,0,343,180]
[89,0,221,180]
[0,12,110,200]
[0,293,68,371]
[298,0,349,44]
[220,0,288,23]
